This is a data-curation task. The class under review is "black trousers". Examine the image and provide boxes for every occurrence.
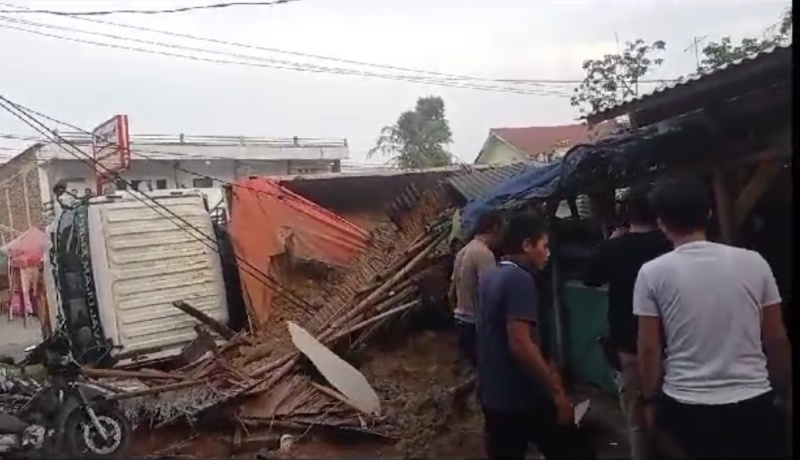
[657,391,784,459]
[482,399,597,460]
[454,319,477,367]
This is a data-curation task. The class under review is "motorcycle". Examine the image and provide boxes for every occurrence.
[0,329,131,458]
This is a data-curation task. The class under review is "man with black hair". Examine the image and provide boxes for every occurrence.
[634,176,791,458]
[477,212,595,460]
[449,209,502,367]
[584,182,671,460]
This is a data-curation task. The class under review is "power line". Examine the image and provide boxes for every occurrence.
[0,99,459,239]
[3,97,372,270]
[0,14,571,97]
[0,2,675,87]
[0,0,298,16]
[0,20,573,97]
[0,94,319,315]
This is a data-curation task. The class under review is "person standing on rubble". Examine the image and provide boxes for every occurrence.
[583,182,672,460]
[449,210,503,367]
[477,212,596,459]
[634,176,792,458]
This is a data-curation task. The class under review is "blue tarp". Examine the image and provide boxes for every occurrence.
[459,161,563,237]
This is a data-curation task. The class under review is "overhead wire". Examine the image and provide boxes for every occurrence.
[0,19,572,97]
[0,2,677,88]
[0,1,299,16]
[0,94,320,316]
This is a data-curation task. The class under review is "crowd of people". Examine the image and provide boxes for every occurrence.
[449,175,792,459]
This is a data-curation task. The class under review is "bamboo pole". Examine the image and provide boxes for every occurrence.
[329,300,419,344]
[83,368,185,380]
[248,229,443,382]
[322,230,445,335]
[108,378,210,401]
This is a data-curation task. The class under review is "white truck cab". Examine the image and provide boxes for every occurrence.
[46,189,229,366]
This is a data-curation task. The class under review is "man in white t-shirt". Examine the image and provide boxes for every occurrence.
[633,176,791,458]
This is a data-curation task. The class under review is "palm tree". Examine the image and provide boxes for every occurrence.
[368,96,454,169]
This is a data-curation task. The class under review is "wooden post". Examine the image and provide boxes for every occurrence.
[546,199,567,373]
[4,187,13,230]
[21,172,32,228]
[711,167,736,245]
[735,161,781,227]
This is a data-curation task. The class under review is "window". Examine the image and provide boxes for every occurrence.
[192,178,213,188]
[156,179,168,190]
[131,180,152,191]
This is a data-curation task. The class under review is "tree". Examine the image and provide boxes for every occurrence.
[699,7,792,71]
[570,39,667,116]
[368,96,454,169]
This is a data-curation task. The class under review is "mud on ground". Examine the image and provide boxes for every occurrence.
[130,325,630,459]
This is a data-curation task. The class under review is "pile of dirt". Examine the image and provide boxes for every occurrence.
[360,329,484,458]
[267,328,484,459]
[130,328,484,459]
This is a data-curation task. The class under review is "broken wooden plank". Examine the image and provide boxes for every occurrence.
[83,368,185,380]
[172,300,235,340]
[108,378,210,401]
[309,381,365,415]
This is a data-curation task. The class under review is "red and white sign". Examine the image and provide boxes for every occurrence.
[92,115,130,193]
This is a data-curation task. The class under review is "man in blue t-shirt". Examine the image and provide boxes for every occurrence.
[477,212,596,459]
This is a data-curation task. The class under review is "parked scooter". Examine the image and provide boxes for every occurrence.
[0,328,131,458]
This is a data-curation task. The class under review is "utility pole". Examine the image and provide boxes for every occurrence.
[684,35,708,71]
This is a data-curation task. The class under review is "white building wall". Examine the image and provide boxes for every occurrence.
[26,134,349,222]
[42,158,314,195]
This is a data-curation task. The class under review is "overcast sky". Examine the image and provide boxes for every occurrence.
[0,0,790,163]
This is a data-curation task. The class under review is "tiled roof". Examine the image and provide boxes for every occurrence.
[586,43,792,120]
[491,124,590,158]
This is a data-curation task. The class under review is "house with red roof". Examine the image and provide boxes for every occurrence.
[473,124,590,165]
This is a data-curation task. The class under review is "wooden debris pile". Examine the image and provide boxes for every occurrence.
[89,186,457,442]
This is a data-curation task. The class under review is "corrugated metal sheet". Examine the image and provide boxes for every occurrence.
[447,162,542,201]
[588,43,792,119]
[88,192,229,355]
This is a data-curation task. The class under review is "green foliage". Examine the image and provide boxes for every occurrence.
[368,96,454,169]
[700,7,792,71]
[570,39,667,116]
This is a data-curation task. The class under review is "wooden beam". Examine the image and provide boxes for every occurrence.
[711,167,737,245]
[735,160,782,227]
[4,187,13,231]
[21,172,32,228]
[546,198,566,374]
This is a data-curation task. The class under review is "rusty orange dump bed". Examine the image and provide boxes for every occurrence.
[229,178,368,329]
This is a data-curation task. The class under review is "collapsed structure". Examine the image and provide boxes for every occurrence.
[28,43,791,459]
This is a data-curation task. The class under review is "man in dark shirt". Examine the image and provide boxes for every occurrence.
[477,212,595,460]
[583,183,672,460]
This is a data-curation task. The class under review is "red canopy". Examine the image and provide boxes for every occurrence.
[1,227,47,268]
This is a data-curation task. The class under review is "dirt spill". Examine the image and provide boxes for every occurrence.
[132,328,483,458]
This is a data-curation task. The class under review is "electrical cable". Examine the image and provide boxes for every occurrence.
[0,2,677,88]
[0,94,319,315]
[0,1,299,16]
[0,20,572,97]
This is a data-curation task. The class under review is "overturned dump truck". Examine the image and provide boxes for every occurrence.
[45,190,230,367]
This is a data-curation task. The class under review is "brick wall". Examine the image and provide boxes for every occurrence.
[0,146,45,244]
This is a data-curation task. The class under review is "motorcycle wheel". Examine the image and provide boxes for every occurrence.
[62,404,131,459]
